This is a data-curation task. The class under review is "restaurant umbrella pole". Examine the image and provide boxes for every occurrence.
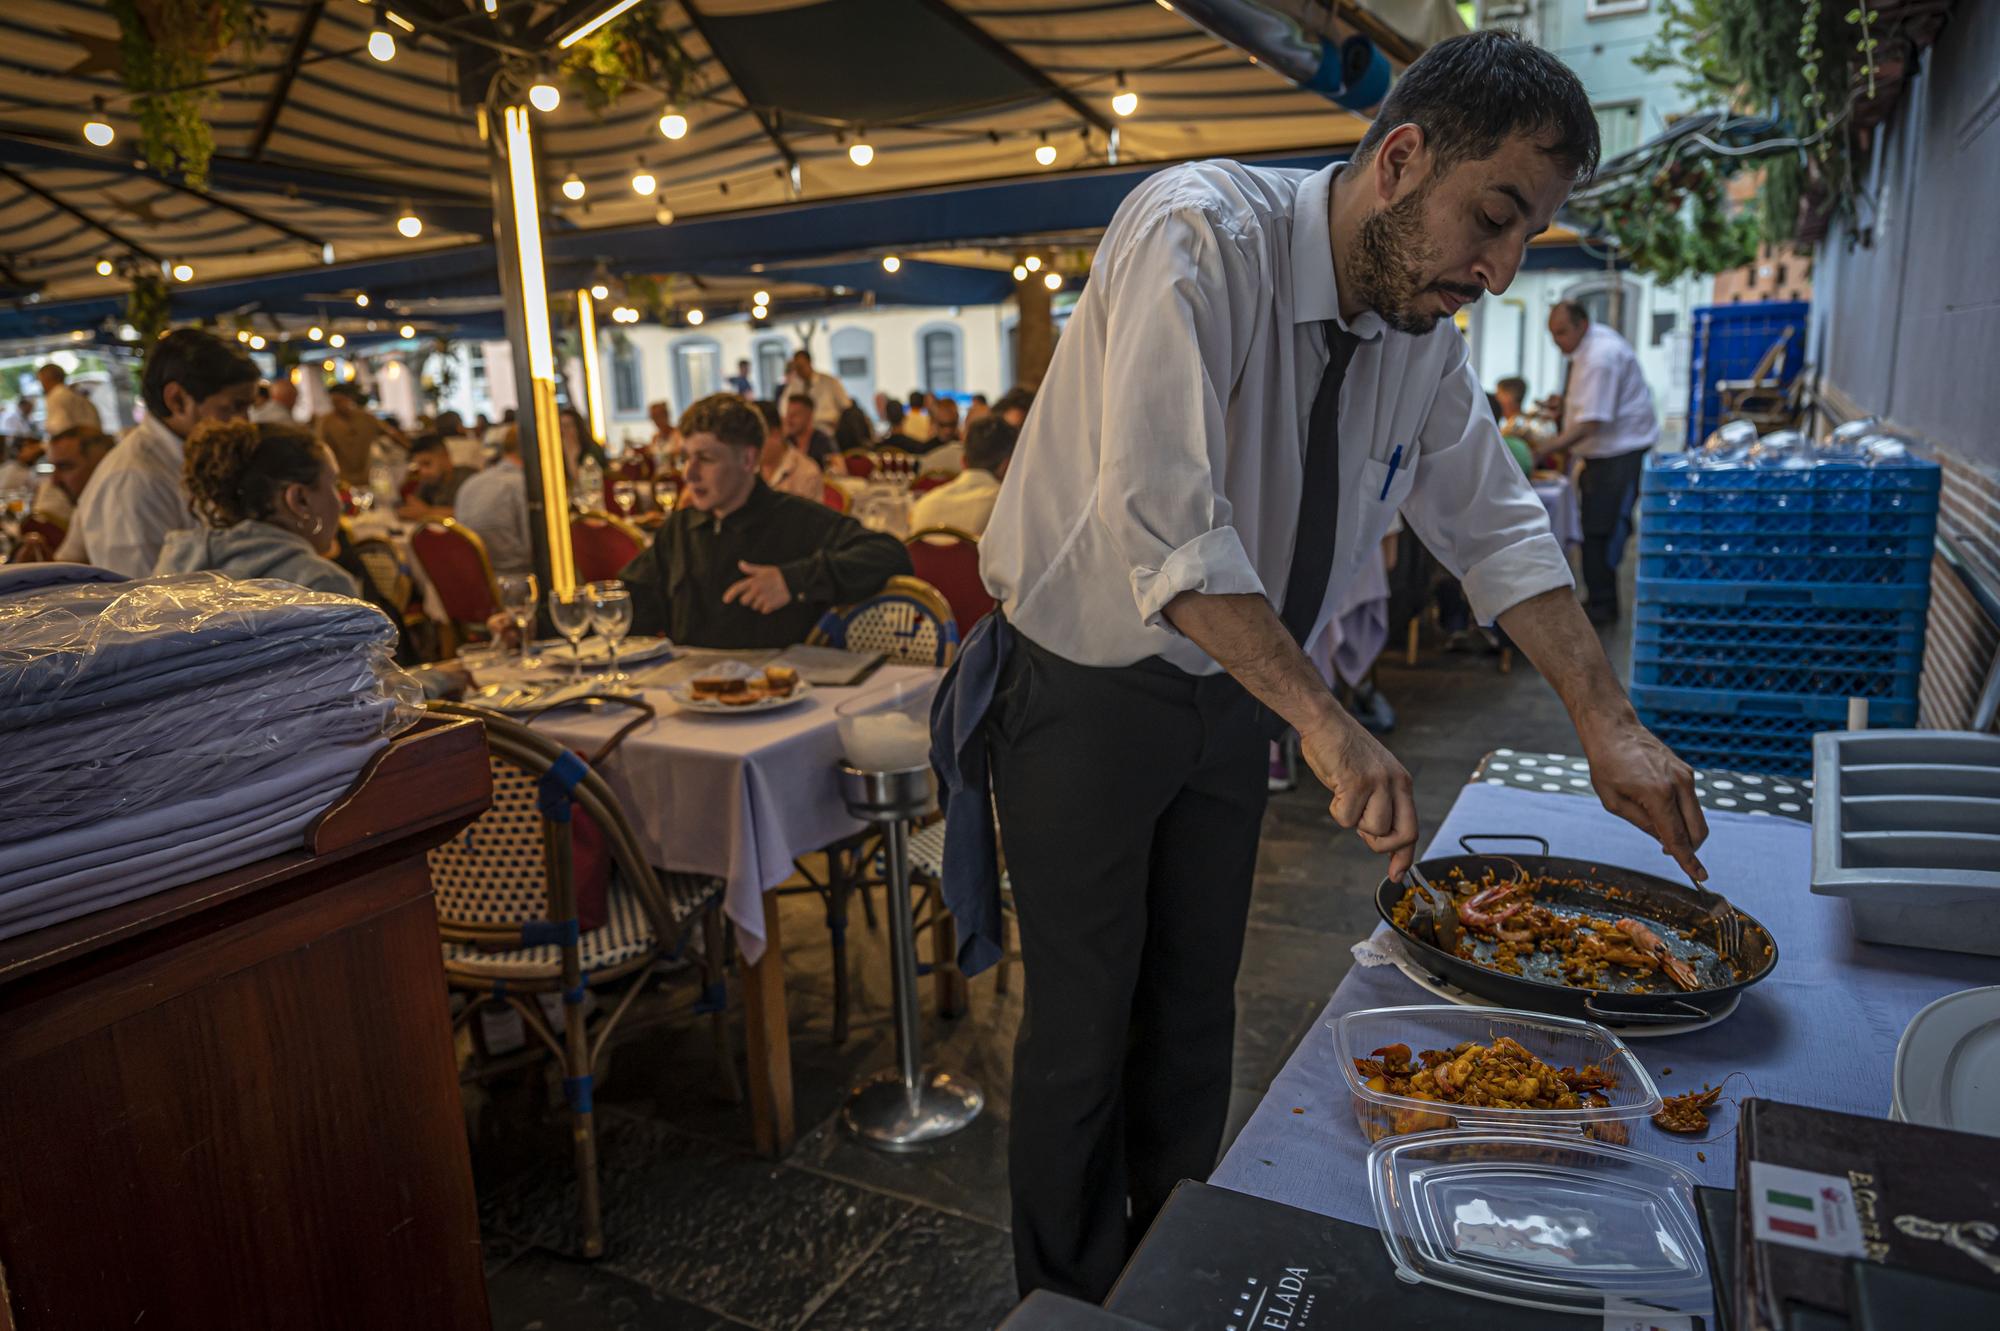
[835,764,984,1149]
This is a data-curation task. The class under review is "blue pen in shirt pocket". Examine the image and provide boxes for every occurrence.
[1377,444,1404,501]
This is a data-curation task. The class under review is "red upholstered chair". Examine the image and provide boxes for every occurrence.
[6,532,51,564]
[837,450,874,480]
[570,511,645,584]
[821,481,848,512]
[20,516,67,550]
[904,527,994,634]
[408,518,502,633]
[908,474,950,496]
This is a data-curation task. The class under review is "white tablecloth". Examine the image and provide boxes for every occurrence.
[504,662,939,962]
[1533,475,1583,548]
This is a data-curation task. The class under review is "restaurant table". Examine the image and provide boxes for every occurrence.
[1211,767,2000,1313]
[348,509,448,623]
[1532,473,1583,548]
[488,657,940,1156]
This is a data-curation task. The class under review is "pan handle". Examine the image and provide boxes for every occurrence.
[1456,832,1551,857]
[1582,994,1713,1027]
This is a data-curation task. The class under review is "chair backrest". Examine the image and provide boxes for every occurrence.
[809,574,960,666]
[821,480,848,512]
[349,534,416,615]
[571,511,644,584]
[614,454,653,482]
[20,516,66,549]
[1748,328,1794,387]
[905,527,994,634]
[423,702,683,947]
[7,532,51,564]
[409,518,501,625]
[908,473,950,495]
[838,450,874,480]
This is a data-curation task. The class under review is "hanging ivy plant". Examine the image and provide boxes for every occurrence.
[107,0,266,189]
[1568,151,1763,282]
[124,270,171,343]
[622,273,679,321]
[558,10,703,115]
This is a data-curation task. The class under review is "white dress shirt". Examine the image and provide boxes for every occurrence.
[911,468,1003,538]
[248,399,296,426]
[32,477,72,526]
[783,369,852,431]
[1563,322,1658,459]
[981,160,1572,674]
[74,415,196,578]
[43,383,102,438]
[764,447,825,501]
[451,458,533,575]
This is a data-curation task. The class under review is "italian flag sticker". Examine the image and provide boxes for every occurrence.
[1749,1162,1867,1258]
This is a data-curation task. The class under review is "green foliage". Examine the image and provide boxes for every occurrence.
[124,270,170,344]
[622,273,678,321]
[1570,155,1762,282]
[107,0,264,189]
[558,10,702,115]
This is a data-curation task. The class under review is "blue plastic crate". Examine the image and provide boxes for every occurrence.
[1641,459,1941,502]
[1632,684,1917,779]
[1634,578,1933,615]
[1630,648,1921,698]
[1639,503,1938,539]
[1636,542,1934,585]
[1685,302,1809,446]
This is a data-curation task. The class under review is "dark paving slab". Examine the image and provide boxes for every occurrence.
[795,1209,1019,1331]
[487,1246,745,1330]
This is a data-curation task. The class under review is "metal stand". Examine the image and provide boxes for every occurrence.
[835,765,983,1151]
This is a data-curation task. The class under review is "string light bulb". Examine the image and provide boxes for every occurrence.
[249,334,266,349]
[236,329,251,343]
[527,74,561,113]
[1044,271,1063,291]
[752,304,768,319]
[396,210,422,238]
[881,254,901,273]
[83,99,114,147]
[308,325,324,341]
[1012,264,1027,281]
[95,258,115,277]
[399,323,416,339]
[1112,72,1137,117]
[1035,132,1056,167]
[631,166,657,196]
[171,262,194,282]
[686,308,704,326]
[328,333,346,348]
[753,289,770,306]
[1023,254,1042,272]
[367,18,396,62]
[658,109,688,140]
[590,282,609,300]
[848,135,874,167]
[355,292,369,307]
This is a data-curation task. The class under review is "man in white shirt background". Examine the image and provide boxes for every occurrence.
[963,31,1707,1300]
[754,398,824,501]
[37,363,102,439]
[1540,300,1659,623]
[452,427,533,576]
[40,428,115,547]
[249,375,300,426]
[910,415,1014,537]
[75,328,258,577]
[780,348,850,433]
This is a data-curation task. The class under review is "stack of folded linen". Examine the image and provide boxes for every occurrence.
[0,565,417,942]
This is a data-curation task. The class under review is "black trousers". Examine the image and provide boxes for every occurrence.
[987,633,1270,1300]
[1578,447,1650,616]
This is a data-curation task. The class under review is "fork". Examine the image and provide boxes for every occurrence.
[1687,871,1743,963]
[1407,862,1461,956]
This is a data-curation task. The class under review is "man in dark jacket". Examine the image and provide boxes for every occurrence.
[619,394,909,648]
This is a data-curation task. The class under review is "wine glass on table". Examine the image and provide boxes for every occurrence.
[611,480,639,520]
[549,585,593,682]
[496,572,539,669]
[585,581,634,684]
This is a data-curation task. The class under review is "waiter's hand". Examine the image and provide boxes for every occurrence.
[1298,704,1420,879]
[1579,712,1709,882]
[723,562,793,614]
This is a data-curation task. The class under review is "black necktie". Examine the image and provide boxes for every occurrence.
[1278,321,1358,646]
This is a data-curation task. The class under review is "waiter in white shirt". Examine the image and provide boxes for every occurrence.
[970,32,1707,1299]
[37,364,102,439]
[1541,300,1659,622]
[779,348,851,432]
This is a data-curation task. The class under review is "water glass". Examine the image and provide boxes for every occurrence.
[612,480,639,517]
[496,572,539,667]
[549,585,593,680]
[585,581,634,682]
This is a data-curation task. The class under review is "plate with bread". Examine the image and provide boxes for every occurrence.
[666,663,813,714]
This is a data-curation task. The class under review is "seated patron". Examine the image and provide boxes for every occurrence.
[901,390,934,444]
[755,399,825,501]
[929,395,962,445]
[38,427,113,538]
[452,427,533,575]
[398,433,475,520]
[248,377,298,426]
[155,420,352,595]
[875,398,921,454]
[783,393,835,467]
[618,395,909,648]
[994,385,1035,429]
[910,415,1016,538]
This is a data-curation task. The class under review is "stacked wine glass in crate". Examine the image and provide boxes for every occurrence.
[1630,420,1941,779]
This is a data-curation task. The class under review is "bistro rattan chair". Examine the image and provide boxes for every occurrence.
[424,700,737,1258]
[807,574,959,667]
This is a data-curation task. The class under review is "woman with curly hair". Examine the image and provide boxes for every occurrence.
[154,418,354,594]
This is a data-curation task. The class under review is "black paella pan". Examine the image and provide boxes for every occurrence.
[1375,833,1779,1026]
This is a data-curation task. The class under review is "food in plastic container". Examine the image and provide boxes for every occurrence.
[836,678,937,772]
[1332,1005,1661,1145]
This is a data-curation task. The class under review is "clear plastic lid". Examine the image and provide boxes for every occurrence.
[1332,1006,1662,1143]
[1367,1129,1710,1315]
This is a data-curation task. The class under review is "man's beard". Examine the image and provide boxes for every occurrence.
[1351,184,1481,336]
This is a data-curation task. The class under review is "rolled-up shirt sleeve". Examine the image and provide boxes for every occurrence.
[1092,207,1265,627]
[1402,348,1573,625]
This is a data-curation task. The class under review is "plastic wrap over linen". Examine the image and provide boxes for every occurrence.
[0,571,421,941]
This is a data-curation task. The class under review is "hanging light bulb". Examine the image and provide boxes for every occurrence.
[355,292,369,307]
[527,71,561,113]
[687,308,704,326]
[658,109,688,140]
[848,133,874,167]
[654,202,675,225]
[561,170,586,201]
[1112,72,1137,117]
[83,98,114,147]
[396,209,422,238]
[171,262,194,282]
[236,329,251,343]
[367,18,397,62]
[1023,254,1042,272]
[95,258,115,277]
[590,282,609,301]
[752,289,771,306]
[328,333,346,348]
[1012,264,1028,281]
[1044,271,1063,291]
[399,323,416,339]
[631,165,657,196]
[752,304,768,319]
[308,325,324,341]
[1035,132,1056,167]
[881,254,901,273]
[249,334,267,349]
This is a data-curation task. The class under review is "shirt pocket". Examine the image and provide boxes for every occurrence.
[1359,449,1419,518]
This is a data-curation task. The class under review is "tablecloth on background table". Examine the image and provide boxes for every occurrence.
[1533,476,1583,548]
[1212,780,2000,1227]
[517,663,936,962]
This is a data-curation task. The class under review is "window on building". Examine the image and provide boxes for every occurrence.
[672,338,721,413]
[1585,0,1649,18]
[917,324,961,396]
[1650,311,1677,347]
[753,337,790,399]
[829,326,875,411]
[611,340,643,415]
[1593,101,1642,161]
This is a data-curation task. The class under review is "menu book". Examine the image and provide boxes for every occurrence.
[767,644,885,686]
[1733,1098,2000,1331]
